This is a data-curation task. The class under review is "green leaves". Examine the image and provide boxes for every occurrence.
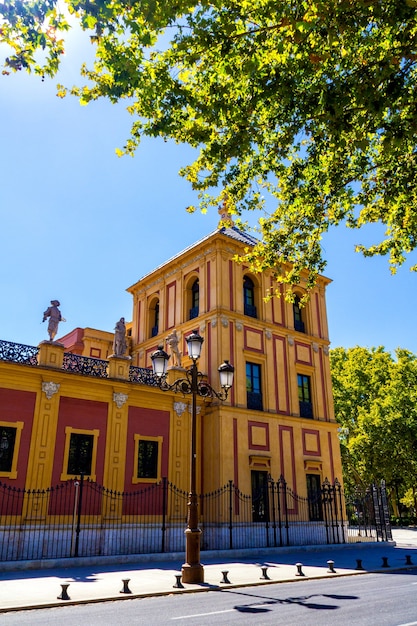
[330,346,417,499]
[2,0,417,289]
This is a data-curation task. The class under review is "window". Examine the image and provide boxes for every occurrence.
[133,435,162,483]
[0,421,23,479]
[293,295,305,333]
[251,470,269,522]
[151,300,159,337]
[243,276,257,318]
[61,427,99,480]
[190,279,199,320]
[306,474,323,521]
[298,374,313,418]
[246,362,263,411]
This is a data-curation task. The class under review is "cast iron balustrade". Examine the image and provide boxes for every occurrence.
[0,477,392,562]
[129,366,160,386]
[0,340,39,366]
[299,400,314,418]
[62,353,108,378]
[247,391,263,411]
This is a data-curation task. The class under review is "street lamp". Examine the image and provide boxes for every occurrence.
[151,330,234,584]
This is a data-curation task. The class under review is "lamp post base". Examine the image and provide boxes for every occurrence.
[182,527,204,583]
[181,562,204,584]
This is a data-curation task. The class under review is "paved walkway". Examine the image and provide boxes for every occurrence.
[0,529,416,613]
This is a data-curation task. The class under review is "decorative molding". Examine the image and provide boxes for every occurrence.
[288,336,294,346]
[265,329,272,340]
[173,401,201,416]
[174,401,187,417]
[323,346,330,356]
[42,381,60,399]
[312,342,319,353]
[235,322,243,332]
[221,316,229,328]
[211,317,217,328]
[113,392,128,408]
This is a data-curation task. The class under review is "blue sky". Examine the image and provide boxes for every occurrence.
[1,27,416,356]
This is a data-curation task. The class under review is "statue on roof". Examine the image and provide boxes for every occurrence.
[166,329,182,367]
[42,300,65,341]
[113,317,127,357]
[218,196,235,229]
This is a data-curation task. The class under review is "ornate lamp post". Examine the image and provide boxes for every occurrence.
[151,330,234,583]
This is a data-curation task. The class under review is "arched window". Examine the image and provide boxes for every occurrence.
[190,279,199,320]
[243,276,257,318]
[149,299,159,338]
[293,295,305,333]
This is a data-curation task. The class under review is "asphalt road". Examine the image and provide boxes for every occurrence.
[3,570,417,626]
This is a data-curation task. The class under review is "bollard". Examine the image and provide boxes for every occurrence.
[295,562,305,577]
[173,574,184,589]
[220,570,231,584]
[327,560,336,574]
[57,584,70,601]
[381,557,390,568]
[120,579,132,594]
[406,555,413,566]
[260,566,270,580]
[355,559,364,570]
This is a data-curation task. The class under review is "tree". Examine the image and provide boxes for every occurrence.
[330,346,417,513]
[2,1,417,292]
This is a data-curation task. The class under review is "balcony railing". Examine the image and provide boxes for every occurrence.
[0,339,158,387]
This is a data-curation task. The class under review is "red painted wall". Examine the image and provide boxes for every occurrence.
[0,387,36,489]
[125,406,170,492]
[52,396,108,485]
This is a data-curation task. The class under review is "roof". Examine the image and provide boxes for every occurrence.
[127,225,258,291]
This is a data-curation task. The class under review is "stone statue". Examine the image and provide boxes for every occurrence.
[166,329,181,367]
[42,300,65,341]
[113,317,127,357]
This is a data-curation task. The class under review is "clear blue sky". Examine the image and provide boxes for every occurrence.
[1,26,416,355]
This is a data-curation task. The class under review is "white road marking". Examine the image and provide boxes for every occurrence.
[172,609,235,620]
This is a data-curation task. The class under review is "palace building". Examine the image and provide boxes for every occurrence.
[0,218,345,558]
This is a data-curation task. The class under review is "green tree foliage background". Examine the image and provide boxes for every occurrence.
[1,1,417,293]
[330,346,417,514]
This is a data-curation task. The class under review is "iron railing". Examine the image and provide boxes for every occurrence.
[0,477,391,562]
[0,340,39,366]
[0,339,159,386]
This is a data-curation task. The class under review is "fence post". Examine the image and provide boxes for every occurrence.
[322,478,331,544]
[282,475,289,546]
[331,481,340,544]
[264,479,270,547]
[228,480,233,550]
[161,477,167,553]
[74,473,84,558]
[269,477,277,548]
[335,479,346,543]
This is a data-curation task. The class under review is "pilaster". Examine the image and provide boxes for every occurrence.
[37,341,65,369]
[108,355,131,380]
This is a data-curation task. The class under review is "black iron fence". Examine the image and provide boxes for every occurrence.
[0,476,391,562]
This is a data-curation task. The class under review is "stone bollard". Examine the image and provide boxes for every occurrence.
[381,557,390,568]
[405,555,413,566]
[120,579,132,594]
[260,566,270,580]
[355,559,364,570]
[57,584,70,601]
[173,574,184,589]
[295,563,305,577]
[220,570,231,584]
[327,560,336,574]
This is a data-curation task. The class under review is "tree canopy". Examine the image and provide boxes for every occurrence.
[2,0,417,291]
[330,346,417,509]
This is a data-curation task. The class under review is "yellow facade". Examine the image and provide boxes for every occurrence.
[0,224,342,506]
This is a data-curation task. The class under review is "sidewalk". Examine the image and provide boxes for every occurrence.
[0,529,416,613]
